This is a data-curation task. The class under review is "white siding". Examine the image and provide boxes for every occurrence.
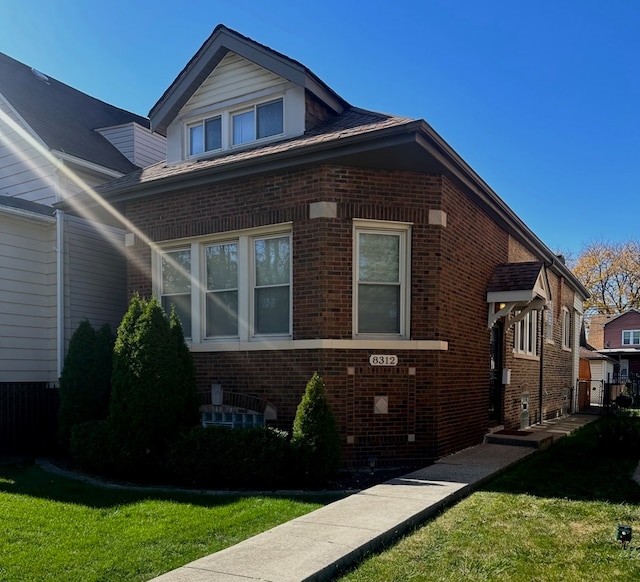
[0,212,57,382]
[97,124,135,164]
[64,214,127,349]
[97,122,165,168]
[132,123,165,167]
[182,52,285,115]
[0,97,58,205]
[166,52,307,164]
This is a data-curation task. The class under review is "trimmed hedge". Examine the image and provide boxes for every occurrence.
[167,425,291,489]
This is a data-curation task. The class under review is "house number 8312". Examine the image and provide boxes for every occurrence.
[369,355,398,366]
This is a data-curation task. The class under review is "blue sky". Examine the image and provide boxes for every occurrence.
[2,0,638,258]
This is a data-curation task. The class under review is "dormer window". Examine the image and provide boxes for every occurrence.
[232,98,283,145]
[189,116,222,155]
[186,97,285,158]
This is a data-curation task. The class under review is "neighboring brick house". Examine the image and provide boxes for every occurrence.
[90,25,588,467]
[590,310,640,381]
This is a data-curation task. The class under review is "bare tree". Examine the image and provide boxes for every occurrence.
[571,240,640,315]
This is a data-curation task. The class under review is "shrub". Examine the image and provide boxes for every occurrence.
[168,425,291,489]
[596,414,640,455]
[69,420,113,475]
[69,295,200,480]
[58,320,114,450]
[291,372,341,484]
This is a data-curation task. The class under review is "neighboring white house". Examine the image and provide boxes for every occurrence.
[0,51,166,384]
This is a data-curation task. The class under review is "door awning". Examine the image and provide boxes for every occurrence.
[486,261,551,328]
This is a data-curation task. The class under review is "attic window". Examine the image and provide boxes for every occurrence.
[189,116,222,155]
[232,98,283,145]
[186,97,284,158]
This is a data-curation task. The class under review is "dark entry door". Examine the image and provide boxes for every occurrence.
[489,322,503,423]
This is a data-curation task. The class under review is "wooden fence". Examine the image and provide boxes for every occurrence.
[0,382,59,455]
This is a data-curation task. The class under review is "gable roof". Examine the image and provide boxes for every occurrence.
[487,261,547,296]
[79,25,588,302]
[0,51,148,175]
[149,24,349,136]
[603,308,640,327]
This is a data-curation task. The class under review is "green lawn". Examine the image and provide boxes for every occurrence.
[339,420,640,582]
[0,460,337,581]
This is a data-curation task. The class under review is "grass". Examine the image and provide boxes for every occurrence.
[338,419,640,582]
[0,459,339,581]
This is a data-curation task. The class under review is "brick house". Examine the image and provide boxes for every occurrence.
[89,25,588,468]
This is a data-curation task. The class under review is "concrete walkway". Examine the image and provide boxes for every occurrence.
[150,413,597,582]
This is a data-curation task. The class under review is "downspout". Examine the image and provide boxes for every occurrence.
[539,307,545,424]
[55,209,65,380]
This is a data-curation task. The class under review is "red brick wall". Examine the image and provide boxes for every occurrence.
[123,164,578,467]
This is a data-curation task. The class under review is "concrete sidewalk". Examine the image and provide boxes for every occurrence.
[151,413,597,582]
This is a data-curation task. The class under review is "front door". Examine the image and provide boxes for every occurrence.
[489,322,503,423]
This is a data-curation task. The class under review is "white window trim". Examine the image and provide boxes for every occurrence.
[545,301,554,343]
[153,223,292,346]
[352,219,411,340]
[184,94,285,159]
[514,310,538,358]
[622,329,640,346]
[562,306,571,350]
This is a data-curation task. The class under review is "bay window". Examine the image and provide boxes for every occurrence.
[161,248,192,338]
[354,221,410,337]
[157,226,291,344]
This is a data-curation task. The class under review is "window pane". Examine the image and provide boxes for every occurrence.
[255,236,290,286]
[206,243,237,290]
[189,124,204,155]
[206,290,238,337]
[257,99,283,138]
[162,250,191,294]
[359,233,400,283]
[205,117,222,151]
[162,295,191,338]
[255,286,289,334]
[233,110,255,144]
[358,284,400,333]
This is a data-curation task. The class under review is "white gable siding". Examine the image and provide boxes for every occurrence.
[0,97,58,205]
[0,212,57,382]
[166,52,305,164]
[97,124,135,164]
[182,52,286,115]
[64,214,127,349]
[97,123,166,169]
[132,123,166,167]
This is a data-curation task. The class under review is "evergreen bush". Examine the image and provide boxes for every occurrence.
[58,320,114,450]
[104,295,198,478]
[291,372,341,484]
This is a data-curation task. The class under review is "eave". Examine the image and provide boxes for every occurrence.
[68,117,588,300]
[149,25,348,136]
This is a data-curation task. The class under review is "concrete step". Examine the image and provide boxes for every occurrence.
[484,429,553,449]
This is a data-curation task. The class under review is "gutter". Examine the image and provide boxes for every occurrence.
[75,117,588,299]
